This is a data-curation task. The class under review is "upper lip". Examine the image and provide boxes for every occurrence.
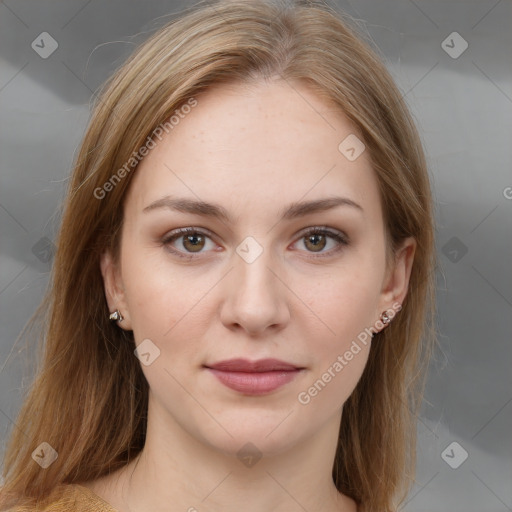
[205,358,302,372]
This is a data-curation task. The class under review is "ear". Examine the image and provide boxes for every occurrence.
[100,250,132,330]
[377,236,416,324]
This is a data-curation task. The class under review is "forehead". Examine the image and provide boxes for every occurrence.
[125,79,381,222]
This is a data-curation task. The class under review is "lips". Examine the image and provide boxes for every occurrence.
[204,358,304,395]
[207,358,300,372]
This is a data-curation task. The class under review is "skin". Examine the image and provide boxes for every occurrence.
[88,78,416,512]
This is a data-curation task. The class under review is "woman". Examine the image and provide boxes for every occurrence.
[0,0,436,511]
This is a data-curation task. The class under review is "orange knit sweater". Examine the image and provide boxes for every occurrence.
[5,484,118,512]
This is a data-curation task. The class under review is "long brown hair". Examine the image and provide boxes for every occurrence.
[0,1,436,510]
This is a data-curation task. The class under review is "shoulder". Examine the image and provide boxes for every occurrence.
[3,483,119,512]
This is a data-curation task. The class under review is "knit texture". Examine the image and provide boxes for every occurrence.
[6,484,118,512]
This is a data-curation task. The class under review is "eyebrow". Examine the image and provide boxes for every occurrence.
[143,195,363,222]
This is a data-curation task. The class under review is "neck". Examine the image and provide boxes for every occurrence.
[111,397,356,512]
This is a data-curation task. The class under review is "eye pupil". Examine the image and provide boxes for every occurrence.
[183,234,205,252]
[305,233,326,252]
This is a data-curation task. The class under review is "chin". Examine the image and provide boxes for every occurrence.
[193,410,306,459]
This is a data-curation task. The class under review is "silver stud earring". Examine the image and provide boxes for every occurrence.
[380,311,391,324]
[109,310,124,322]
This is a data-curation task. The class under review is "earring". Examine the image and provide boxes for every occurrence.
[380,311,391,324]
[109,310,124,322]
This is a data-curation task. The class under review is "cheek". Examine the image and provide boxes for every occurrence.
[120,246,216,361]
[297,280,374,412]
[297,345,370,417]
[308,286,374,382]
[296,257,382,402]
[303,261,383,345]
[120,246,187,338]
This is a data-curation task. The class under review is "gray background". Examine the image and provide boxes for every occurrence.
[1,0,511,510]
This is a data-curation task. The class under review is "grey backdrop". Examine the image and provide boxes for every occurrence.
[1,1,511,510]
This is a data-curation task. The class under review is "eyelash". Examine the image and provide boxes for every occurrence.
[161,226,349,261]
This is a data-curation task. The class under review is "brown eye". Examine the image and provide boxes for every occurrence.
[294,227,349,257]
[162,228,216,259]
[182,233,205,252]
[304,233,327,252]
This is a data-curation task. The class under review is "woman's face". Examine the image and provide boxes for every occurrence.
[101,79,414,457]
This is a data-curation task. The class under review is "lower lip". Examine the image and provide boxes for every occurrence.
[206,368,302,395]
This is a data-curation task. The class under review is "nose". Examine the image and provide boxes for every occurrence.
[219,245,290,336]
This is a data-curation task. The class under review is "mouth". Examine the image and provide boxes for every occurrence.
[203,358,305,395]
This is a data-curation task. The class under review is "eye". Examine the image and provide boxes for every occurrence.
[162,227,218,260]
[291,227,349,257]
[161,226,349,261]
